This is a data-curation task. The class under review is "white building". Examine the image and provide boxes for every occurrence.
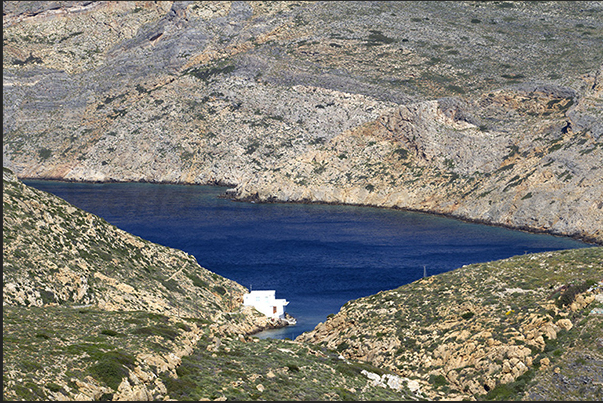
[243,290,289,319]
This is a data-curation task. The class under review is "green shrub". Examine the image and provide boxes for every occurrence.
[185,64,235,82]
[366,30,396,44]
[501,74,525,80]
[287,364,300,372]
[45,382,61,393]
[336,360,386,378]
[175,322,191,332]
[187,273,208,288]
[88,351,135,390]
[162,376,201,400]
[135,84,148,94]
[39,290,55,304]
[20,360,43,372]
[35,333,51,340]
[548,143,564,153]
[146,312,169,323]
[447,85,466,94]
[496,163,515,172]
[392,148,408,160]
[336,341,349,352]
[244,141,260,155]
[133,325,179,341]
[38,148,52,160]
[461,312,475,320]
[484,382,515,400]
[14,382,46,400]
[161,278,182,293]
[556,280,595,308]
[484,369,534,400]
[91,359,128,389]
[335,387,355,400]
[429,374,448,387]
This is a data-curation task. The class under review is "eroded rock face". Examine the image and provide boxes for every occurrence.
[3,1,603,244]
[231,89,603,244]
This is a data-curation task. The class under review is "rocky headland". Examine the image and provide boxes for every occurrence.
[297,245,603,400]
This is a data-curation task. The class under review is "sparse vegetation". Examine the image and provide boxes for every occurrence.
[38,148,52,160]
[3,0,603,399]
[184,62,236,82]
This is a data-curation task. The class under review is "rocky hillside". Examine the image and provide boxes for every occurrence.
[3,168,416,401]
[3,167,250,320]
[297,246,603,401]
[3,1,603,243]
[4,303,421,401]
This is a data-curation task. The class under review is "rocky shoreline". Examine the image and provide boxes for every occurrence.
[21,175,603,247]
[226,191,603,247]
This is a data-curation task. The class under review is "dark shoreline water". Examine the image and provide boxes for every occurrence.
[23,179,593,339]
[21,177,600,246]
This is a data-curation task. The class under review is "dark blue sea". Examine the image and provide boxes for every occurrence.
[23,180,592,339]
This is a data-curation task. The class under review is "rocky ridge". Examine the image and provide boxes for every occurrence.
[3,167,248,319]
[3,1,603,243]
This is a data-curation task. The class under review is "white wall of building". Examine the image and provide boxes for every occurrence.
[243,290,289,319]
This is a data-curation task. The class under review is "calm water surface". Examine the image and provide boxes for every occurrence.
[24,180,592,339]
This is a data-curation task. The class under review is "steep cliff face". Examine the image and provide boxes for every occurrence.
[3,1,603,242]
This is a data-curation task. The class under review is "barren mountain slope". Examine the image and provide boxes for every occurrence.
[3,1,603,243]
